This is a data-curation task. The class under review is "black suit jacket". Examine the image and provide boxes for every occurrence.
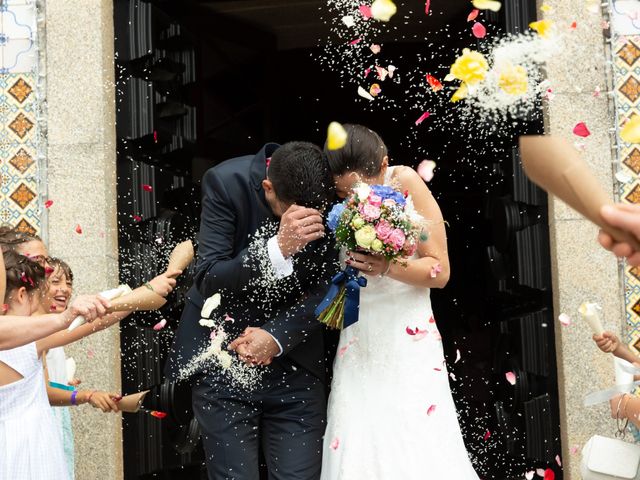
[165,144,337,385]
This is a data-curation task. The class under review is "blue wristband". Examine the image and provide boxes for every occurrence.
[70,390,78,406]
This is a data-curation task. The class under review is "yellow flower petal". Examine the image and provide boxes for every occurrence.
[621,116,640,144]
[498,64,528,96]
[449,48,489,85]
[472,0,502,12]
[327,122,348,150]
[529,19,552,38]
[371,0,397,22]
[450,83,469,103]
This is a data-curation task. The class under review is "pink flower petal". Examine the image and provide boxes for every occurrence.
[44,200,53,209]
[364,67,371,77]
[87,349,95,359]
[349,38,362,45]
[359,5,372,19]
[425,0,431,15]
[572,122,591,138]
[467,9,479,21]
[427,404,436,416]
[224,314,235,323]
[330,437,340,450]
[153,319,167,331]
[150,411,167,419]
[433,367,442,371]
[570,445,579,454]
[133,214,142,222]
[417,160,436,182]
[338,345,350,357]
[428,316,435,323]
[593,86,601,97]
[376,66,388,81]
[415,112,431,125]
[430,263,442,278]
[536,468,546,477]
[483,430,491,441]
[558,313,571,326]
[455,349,461,363]
[555,455,562,467]
[406,326,416,335]
[525,472,534,480]
[370,44,381,54]
[505,371,516,385]
[472,22,487,38]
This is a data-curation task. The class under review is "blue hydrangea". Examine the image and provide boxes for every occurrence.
[370,185,406,206]
[327,203,346,231]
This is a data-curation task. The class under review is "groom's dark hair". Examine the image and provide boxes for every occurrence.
[269,141,334,211]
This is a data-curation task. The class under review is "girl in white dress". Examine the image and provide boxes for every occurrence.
[0,248,178,479]
[320,125,479,479]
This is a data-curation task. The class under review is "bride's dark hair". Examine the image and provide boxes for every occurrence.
[324,124,388,177]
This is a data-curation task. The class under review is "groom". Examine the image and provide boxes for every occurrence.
[165,141,338,479]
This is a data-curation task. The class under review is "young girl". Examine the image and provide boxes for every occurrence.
[0,251,111,479]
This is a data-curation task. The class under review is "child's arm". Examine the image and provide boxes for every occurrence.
[44,365,120,412]
[36,272,177,355]
[593,331,640,364]
[0,313,69,350]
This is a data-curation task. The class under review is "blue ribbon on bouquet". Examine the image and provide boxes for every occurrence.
[315,265,367,329]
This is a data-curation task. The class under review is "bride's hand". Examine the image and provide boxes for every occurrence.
[346,251,389,276]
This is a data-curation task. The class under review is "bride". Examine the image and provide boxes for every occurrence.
[320,124,479,479]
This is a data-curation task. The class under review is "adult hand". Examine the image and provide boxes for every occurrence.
[593,331,620,354]
[84,390,121,413]
[228,327,280,366]
[346,251,389,277]
[599,204,640,266]
[67,295,111,324]
[277,205,325,258]
[147,270,180,297]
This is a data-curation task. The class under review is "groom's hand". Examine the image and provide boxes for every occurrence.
[228,327,280,366]
[277,205,325,258]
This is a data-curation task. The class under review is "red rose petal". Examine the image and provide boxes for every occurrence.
[359,5,372,19]
[406,326,416,336]
[150,411,168,419]
[427,404,437,416]
[472,22,487,38]
[153,319,167,331]
[467,9,479,21]
[44,200,53,209]
[415,112,431,125]
[142,184,153,192]
[428,316,435,323]
[426,74,443,92]
[544,468,555,480]
[75,224,83,235]
[570,21,577,30]
[483,430,491,441]
[572,122,591,138]
[133,215,142,222]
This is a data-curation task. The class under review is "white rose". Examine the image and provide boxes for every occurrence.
[354,183,371,201]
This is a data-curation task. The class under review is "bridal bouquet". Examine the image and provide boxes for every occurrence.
[316,183,426,329]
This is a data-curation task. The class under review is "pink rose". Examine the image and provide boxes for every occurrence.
[388,228,406,251]
[368,194,382,207]
[375,220,394,241]
[361,203,381,221]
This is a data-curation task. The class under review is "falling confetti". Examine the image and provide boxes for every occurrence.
[44,200,53,209]
[330,437,340,450]
[358,4,372,19]
[75,224,83,235]
[467,9,480,21]
[455,348,461,363]
[142,184,153,192]
[425,74,443,92]
[357,86,375,101]
[555,455,562,467]
[370,83,382,96]
[558,313,571,326]
[424,0,430,15]
[370,44,381,54]
[153,319,167,331]
[415,112,430,125]
[150,411,167,419]
[505,371,516,385]
[370,0,397,22]
[572,122,591,138]
[472,0,501,12]
[327,122,349,149]
[483,430,491,441]
[427,404,437,416]
[472,22,487,39]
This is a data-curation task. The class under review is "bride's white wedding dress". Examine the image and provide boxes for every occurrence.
[320,168,479,479]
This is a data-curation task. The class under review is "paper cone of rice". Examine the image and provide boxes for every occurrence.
[166,240,194,276]
[520,135,640,252]
[117,390,149,413]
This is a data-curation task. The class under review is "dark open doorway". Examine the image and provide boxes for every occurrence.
[114,1,562,479]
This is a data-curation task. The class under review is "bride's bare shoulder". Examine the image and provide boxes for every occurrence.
[392,166,429,190]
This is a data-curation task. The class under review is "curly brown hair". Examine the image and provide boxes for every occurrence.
[2,250,45,303]
[47,257,74,283]
[0,226,42,253]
